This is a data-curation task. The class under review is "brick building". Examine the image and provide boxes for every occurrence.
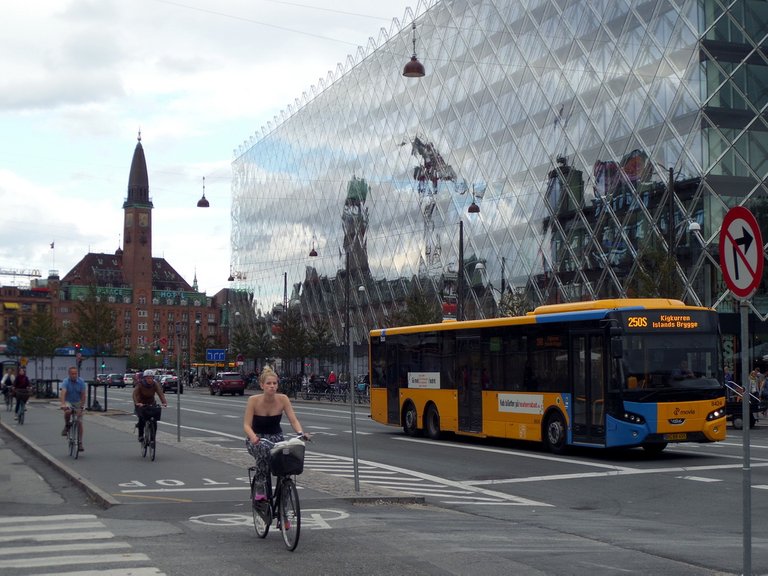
[2,135,232,367]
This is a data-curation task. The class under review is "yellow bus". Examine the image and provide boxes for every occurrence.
[368,298,727,453]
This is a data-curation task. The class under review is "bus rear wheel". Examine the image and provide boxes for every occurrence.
[544,411,567,454]
[403,402,419,436]
[424,405,441,439]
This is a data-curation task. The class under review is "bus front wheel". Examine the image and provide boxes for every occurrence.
[424,405,441,439]
[403,403,419,436]
[544,411,567,454]
[641,442,667,454]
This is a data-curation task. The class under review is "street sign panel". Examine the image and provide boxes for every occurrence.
[206,348,226,362]
[719,206,764,299]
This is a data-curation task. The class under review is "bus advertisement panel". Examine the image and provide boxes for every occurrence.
[368,298,726,454]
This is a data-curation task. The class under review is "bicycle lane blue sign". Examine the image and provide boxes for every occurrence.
[206,349,226,361]
[719,206,764,300]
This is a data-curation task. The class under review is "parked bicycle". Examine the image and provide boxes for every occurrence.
[249,434,309,551]
[62,402,83,459]
[137,402,161,461]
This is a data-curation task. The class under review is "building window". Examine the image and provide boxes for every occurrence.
[138,296,146,305]
[138,323,148,331]
[137,309,148,318]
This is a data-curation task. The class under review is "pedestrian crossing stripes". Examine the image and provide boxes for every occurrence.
[303,453,550,507]
[0,514,166,575]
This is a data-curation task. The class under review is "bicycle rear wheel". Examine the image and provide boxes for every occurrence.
[250,475,270,538]
[278,478,301,551]
[150,420,157,461]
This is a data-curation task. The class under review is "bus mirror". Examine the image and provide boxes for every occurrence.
[611,337,623,358]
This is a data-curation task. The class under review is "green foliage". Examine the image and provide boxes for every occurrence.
[248,316,274,366]
[308,320,335,362]
[634,242,683,298]
[273,307,310,367]
[391,285,442,326]
[69,286,121,355]
[497,287,531,317]
[18,312,64,357]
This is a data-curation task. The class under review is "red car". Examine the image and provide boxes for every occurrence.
[209,372,245,396]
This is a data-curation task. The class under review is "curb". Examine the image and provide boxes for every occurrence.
[0,419,120,509]
[1,406,422,508]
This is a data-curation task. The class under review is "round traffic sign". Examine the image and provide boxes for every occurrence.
[719,206,764,299]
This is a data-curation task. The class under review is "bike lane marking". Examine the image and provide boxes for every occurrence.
[188,509,347,530]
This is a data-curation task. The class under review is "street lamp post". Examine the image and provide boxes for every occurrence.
[346,250,360,491]
[175,321,182,442]
[311,242,360,492]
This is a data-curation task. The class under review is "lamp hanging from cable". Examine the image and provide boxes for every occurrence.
[402,21,426,78]
[468,185,480,214]
[197,176,210,208]
[309,236,318,258]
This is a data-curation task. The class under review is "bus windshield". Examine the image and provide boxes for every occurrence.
[621,333,722,391]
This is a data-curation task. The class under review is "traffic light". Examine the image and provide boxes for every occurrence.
[101,361,106,370]
[75,343,81,351]
[155,346,161,355]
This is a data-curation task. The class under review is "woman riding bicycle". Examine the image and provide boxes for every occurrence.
[243,367,307,501]
[132,369,167,443]
[12,367,31,421]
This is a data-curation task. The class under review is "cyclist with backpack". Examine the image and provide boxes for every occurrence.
[132,369,168,443]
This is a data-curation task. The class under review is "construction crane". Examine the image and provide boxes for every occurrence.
[0,267,42,287]
[0,268,41,278]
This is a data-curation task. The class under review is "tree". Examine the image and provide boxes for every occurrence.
[69,286,122,379]
[273,307,310,375]
[19,312,63,358]
[634,241,683,298]
[308,320,335,371]
[19,312,64,380]
[391,285,442,326]
[497,286,531,317]
[230,323,252,358]
[248,316,274,371]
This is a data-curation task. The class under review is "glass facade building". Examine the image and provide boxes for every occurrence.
[231,0,768,372]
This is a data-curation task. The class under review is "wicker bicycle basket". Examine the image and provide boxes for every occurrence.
[269,438,305,476]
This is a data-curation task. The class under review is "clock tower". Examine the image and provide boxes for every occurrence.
[122,133,153,296]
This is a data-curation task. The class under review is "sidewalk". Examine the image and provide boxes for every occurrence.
[0,395,418,509]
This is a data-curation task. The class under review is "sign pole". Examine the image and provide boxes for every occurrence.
[719,205,763,576]
[176,323,181,442]
[740,300,751,576]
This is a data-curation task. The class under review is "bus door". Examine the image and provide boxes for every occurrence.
[457,333,483,433]
[571,332,606,445]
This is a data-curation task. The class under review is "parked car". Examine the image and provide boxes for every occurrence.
[161,374,183,394]
[96,374,109,386]
[209,372,245,396]
[124,373,136,387]
[108,373,125,388]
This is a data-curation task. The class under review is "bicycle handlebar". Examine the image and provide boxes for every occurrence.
[257,433,312,449]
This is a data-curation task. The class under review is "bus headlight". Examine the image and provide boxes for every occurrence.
[622,411,645,425]
[706,407,726,421]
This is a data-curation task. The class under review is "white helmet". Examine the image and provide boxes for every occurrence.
[143,369,156,377]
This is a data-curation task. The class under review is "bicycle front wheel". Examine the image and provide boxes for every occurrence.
[142,421,151,458]
[150,420,157,461]
[278,478,301,551]
[67,422,76,457]
[72,420,81,460]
